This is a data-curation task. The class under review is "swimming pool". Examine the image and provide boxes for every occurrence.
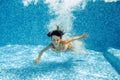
[0,0,120,80]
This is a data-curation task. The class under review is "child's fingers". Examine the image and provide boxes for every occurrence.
[34,58,40,64]
[82,33,88,38]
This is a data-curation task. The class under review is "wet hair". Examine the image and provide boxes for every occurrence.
[47,30,64,39]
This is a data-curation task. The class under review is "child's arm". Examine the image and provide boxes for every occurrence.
[65,33,88,43]
[35,44,52,63]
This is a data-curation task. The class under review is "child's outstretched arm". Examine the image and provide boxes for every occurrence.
[35,44,52,64]
[65,33,88,43]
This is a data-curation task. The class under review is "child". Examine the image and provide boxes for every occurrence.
[35,26,88,63]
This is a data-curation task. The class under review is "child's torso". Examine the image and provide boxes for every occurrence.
[51,41,73,53]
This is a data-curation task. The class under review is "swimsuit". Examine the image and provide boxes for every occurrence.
[51,43,68,53]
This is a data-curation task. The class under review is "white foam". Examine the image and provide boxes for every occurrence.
[104,0,118,3]
[44,0,87,32]
[22,0,39,7]
[108,48,120,59]
[72,41,87,54]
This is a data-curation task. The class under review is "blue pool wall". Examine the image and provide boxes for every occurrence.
[0,1,120,52]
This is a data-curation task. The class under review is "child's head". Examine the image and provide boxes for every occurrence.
[47,30,64,39]
[47,30,64,45]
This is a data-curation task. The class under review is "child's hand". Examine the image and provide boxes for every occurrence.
[81,33,88,38]
[34,58,40,64]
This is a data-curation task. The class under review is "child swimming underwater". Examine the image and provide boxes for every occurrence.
[35,26,88,63]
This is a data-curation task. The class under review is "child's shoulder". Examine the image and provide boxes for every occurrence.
[60,40,68,44]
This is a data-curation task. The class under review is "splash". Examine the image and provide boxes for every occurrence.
[108,48,120,59]
[44,0,87,32]
[72,40,87,54]
[22,0,38,6]
[104,0,118,3]
[44,0,87,53]
[92,0,119,3]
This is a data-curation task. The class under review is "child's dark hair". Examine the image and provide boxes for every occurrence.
[47,26,64,39]
[47,30,64,39]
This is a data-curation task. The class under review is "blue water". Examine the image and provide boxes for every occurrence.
[0,0,120,80]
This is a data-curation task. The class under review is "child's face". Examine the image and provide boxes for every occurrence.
[51,35,61,45]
